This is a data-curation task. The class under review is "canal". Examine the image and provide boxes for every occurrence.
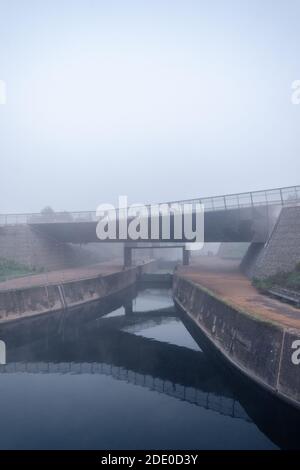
[0,285,299,450]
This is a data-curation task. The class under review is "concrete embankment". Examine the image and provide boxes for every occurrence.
[0,261,157,325]
[173,273,300,410]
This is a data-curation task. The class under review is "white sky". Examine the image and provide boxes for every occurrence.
[0,0,299,212]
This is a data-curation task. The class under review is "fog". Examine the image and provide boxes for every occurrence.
[0,0,299,213]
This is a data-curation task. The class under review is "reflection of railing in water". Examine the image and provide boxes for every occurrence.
[0,361,250,422]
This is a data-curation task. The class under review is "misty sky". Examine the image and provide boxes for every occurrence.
[0,0,299,213]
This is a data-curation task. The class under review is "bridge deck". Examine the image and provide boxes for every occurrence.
[1,186,299,244]
[177,258,300,330]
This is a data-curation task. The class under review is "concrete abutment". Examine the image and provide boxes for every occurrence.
[173,274,300,410]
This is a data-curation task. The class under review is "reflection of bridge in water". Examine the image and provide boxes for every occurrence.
[0,310,250,423]
[0,360,250,422]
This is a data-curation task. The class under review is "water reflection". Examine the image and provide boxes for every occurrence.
[0,286,298,449]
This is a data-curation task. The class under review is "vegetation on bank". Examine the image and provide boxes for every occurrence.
[0,258,41,281]
[253,262,300,292]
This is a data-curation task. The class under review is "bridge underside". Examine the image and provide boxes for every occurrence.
[30,205,279,244]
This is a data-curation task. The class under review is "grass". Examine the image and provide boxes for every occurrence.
[0,258,40,282]
[253,262,300,292]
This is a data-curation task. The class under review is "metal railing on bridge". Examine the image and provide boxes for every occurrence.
[1,185,300,226]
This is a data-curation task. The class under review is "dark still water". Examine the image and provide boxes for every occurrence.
[0,287,299,450]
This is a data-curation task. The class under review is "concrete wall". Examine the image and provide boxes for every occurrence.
[0,269,133,322]
[0,261,157,324]
[240,242,265,278]
[252,206,300,279]
[173,275,300,410]
[0,225,123,271]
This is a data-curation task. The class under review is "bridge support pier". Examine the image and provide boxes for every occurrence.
[124,245,133,268]
[125,299,133,315]
[182,247,190,266]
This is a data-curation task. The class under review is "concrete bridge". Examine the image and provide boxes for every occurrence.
[0,185,299,269]
[1,185,299,243]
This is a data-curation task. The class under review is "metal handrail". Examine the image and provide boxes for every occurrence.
[0,185,299,226]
